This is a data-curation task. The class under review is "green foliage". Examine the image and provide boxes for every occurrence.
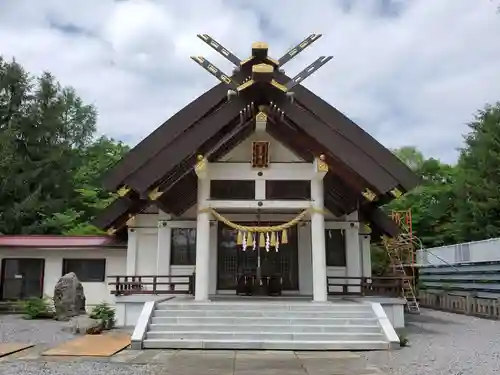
[387,147,458,248]
[454,102,500,242]
[20,297,54,319]
[371,244,392,276]
[89,302,116,329]
[396,329,409,347]
[2,55,500,261]
[0,57,128,235]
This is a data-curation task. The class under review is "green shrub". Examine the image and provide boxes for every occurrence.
[89,302,116,329]
[397,329,409,347]
[20,297,54,319]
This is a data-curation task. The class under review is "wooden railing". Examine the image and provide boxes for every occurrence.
[108,274,195,296]
[327,276,411,298]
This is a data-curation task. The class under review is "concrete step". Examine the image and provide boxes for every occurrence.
[153,309,374,319]
[146,331,385,342]
[148,323,382,334]
[142,338,390,350]
[151,316,380,325]
[156,302,371,312]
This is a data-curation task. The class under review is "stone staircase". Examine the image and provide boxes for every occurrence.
[139,300,399,350]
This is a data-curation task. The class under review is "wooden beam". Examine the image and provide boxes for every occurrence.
[361,205,401,238]
[92,196,149,230]
[124,99,245,194]
[268,115,369,193]
[207,200,312,210]
[279,101,399,194]
[276,71,420,192]
[266,120,314,161]
[150,116,255,200]
[102,83,233,191]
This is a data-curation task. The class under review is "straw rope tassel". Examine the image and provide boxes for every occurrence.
[281,229,288,244]
[270,231,276,247]
[246,231,253,246]
[236,231,243,245]
[259,232,266,247]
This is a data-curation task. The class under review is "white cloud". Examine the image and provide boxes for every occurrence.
[0,0,499,163]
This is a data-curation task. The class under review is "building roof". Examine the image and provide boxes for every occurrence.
[0,235,125,248]
[93,38,419,238]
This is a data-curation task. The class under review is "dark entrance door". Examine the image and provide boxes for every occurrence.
[217,223,299,290]
[0,259,45,300]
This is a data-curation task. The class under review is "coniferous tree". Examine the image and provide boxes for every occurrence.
[0,57,127,235]
[454,102,500,242]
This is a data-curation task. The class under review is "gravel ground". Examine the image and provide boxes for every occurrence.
[0,362,166,375]
[362,309,500,375]
[0,315,74,345]
[2,310,500,375]
[0,315,164,375]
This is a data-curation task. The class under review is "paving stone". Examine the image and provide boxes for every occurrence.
[236,350,296,358]
[0,345,387,375]
[148,349,177,363]
[109,349,145,363]
[295,351,361,359]
[234,370,307,375]
[0,344,47,361]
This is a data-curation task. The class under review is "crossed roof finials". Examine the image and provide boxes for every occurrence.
[190,34,333,98]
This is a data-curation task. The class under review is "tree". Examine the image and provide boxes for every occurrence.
[454,102,500,242]
[388,147,457,248]
[42,137,129,234]
[0,57,126,235]
[392,146,425,171]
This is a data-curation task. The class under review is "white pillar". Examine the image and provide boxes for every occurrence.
[208,224,218,295]
[156,221,172,276]
[126,228,138,275]
[360,232,372,280]
[310,156,328,302]
[345,222,361,293]
[195,156,210,301]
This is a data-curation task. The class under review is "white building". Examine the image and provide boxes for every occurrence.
[0,236,125,307]
[2,38,419,350]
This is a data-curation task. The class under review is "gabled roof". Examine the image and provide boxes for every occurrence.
[94,38,419,238]
[102,81,232,192]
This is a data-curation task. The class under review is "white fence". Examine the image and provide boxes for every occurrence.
[416,237,500,266]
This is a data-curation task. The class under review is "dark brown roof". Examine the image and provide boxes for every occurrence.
[102,82,231,192]
[94,41,420,238]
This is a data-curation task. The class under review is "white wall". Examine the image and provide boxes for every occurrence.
[132,211,364,296]
[0,247,126,307]
[220,131,304,163]
[127,128,368,296]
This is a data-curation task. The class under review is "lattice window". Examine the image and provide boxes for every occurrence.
[252,141,270,168]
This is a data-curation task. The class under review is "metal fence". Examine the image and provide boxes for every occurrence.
[419,261,500,298]
[417,237,500,266]
[418,260,500,319]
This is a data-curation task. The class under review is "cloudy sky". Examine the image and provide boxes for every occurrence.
[1,0,499,163]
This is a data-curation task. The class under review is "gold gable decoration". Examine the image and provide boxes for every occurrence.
[117,185,131,197]
[255,111,267,122]
[362,188,377,202]
[316,154,328,173]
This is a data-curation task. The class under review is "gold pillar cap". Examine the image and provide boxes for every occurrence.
[252,41,268,49]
